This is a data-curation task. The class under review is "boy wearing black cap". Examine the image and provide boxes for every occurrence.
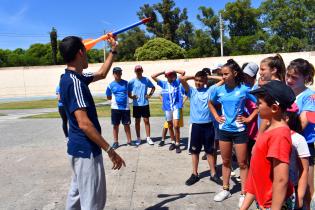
[106,67,133,149]
[240,80,296,210]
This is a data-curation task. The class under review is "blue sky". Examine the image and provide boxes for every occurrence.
[0,0,262,50]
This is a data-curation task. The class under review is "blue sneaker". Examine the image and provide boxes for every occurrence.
[127,141,137,147]
[112,142,119,150]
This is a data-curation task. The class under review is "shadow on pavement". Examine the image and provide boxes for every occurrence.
[145,191,214,210]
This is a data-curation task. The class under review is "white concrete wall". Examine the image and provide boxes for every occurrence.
[0,51,314,99]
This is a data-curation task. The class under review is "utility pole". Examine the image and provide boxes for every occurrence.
[219,13,224,57]
[103,30,106,62]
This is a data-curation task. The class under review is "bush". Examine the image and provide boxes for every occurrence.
[135,38,185,61]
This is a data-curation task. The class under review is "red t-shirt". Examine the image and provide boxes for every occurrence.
[245,126,294,208]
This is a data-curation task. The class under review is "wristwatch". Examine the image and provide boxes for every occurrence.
[109,49,117,55]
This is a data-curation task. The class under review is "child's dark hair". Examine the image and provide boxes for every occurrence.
[287,58,314,85]
[202,68,211,76]
[255,92,287,112]
[195,70,207,79]
[261,54,286,82]
[286,111,302,134]
[59,36,85,63]
[223,59,244,85]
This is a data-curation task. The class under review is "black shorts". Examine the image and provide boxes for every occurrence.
[308,143,315,166]
[111,109,131,125]
[133,105,150,118]
[214,126,220,141]
[218,129,248,144]
[189,122,214,154]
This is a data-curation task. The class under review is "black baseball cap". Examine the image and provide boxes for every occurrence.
[113,67,122,73]
[250,80,296,109]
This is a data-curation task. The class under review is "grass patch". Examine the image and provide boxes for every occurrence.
[26,100,190,119]
[0,97,106,110]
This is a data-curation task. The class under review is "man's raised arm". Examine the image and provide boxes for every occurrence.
[92,34,118,82]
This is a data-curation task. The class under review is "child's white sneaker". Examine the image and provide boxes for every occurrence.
[213,190,231,202]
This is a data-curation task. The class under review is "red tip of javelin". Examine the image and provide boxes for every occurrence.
[142,17,152,23]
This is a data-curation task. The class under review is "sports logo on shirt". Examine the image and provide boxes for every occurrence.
[306,94,315,105]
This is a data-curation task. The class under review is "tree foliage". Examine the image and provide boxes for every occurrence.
[116,27,149,61]
[50,27,58,65]
[135,38,185,61]
[137,0,193,46]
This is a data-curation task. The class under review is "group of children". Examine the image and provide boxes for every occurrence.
[172,55,314,210]
[57,52,315,210]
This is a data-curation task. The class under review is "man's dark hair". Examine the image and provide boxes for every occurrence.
[59,36,85,63]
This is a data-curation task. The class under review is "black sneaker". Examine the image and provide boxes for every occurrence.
[159,140,165,147]
[175,145,181,153]
[169,143,176,151]
[210,174,223,186]
[112,142,119,150]
[202,153,207,160]
[185,174,200,186]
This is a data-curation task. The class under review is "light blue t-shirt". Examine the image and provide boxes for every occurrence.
[157,78,183,111]
[211,84,257,132]
[106,80,129,110]
[296,88,315,143]
[187,85,215,124]
[56,85,63,107]
[128,77,154,106]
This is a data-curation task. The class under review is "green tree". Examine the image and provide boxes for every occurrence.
[116,27,149,61]
[135,38,185,61]
[87,49,103,63]
[176,20,194,49]
[222,0,260,36]
[197,6,220,55]
[186,30,214,58]
[26,43,52,65]
[220,0,263,55]
[50,27,58,64]
[137,0,193,45]
[260,0,315,51]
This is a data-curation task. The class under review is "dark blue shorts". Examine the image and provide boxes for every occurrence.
[133,105,150,118]
[189,122,214,154]
[218,129,248,144]
[111,109,131,125]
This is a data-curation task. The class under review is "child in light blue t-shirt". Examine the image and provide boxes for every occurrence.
[286,58,315,209]
[180,70,224,187]
[209,59,258,204]
[151,70,185,154]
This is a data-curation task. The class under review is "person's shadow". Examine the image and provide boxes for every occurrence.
[145,191,214,210]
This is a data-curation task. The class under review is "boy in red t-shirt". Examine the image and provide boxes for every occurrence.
[240,80,296,210]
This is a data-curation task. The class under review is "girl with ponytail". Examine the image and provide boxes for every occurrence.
[209,59,258,207]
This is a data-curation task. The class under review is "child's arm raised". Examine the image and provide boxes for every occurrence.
[151,71,165,83]
[271,158,290,210]
[174,69,186,76]
[179,75,194,94]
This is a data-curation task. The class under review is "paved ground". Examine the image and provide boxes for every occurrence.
[0,112,256,210]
